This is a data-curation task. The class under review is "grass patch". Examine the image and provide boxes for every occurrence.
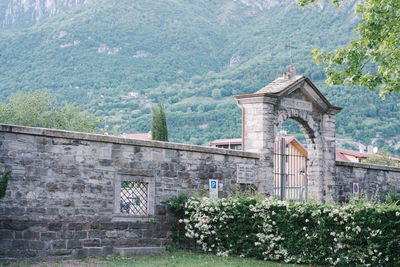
[4,250,300,267]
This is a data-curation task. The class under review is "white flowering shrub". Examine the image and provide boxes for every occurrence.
[181,196,400,266]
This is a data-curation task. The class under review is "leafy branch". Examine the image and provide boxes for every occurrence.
[298,0,400,97]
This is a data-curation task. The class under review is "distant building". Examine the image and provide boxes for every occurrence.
[274,136,308,158]
[209,138,242,150]
[120,132,151,140]
[336,147,400,163]
[210,136,308,157]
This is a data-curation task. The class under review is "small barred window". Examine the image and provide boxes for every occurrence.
[120,181,148,216]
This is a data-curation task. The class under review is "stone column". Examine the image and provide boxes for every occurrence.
[321,110,339,201]
[237,96,277,197]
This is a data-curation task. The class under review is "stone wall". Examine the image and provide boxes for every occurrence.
[0,124,259,259]
[1,123,399,260]
[334,161,400,203]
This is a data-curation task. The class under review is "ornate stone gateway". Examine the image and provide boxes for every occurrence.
[235,66,342,201]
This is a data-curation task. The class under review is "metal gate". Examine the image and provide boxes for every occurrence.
[273,137,308,201]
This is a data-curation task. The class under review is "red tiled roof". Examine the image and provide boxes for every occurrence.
[335,148,400,162]
[120,133,151,140]
[335,151,351,162]
[336,148,373,158]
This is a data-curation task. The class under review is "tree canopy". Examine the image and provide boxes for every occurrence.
[298,0,400,97]
[0,90,103,133]
[364,149,400,167]
[151,102,169,141]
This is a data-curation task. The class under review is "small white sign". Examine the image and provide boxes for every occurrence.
[209,179,218,199]
[353,183,359,200]
[237,164,255,184]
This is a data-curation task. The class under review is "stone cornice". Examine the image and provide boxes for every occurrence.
[235,95,278,105]
[336,160,400,172]
[0,124,260,159]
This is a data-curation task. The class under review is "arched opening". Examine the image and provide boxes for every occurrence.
[274,118,312,201]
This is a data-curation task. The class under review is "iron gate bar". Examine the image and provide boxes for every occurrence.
[280,137,285,200]
[273,137,308,201]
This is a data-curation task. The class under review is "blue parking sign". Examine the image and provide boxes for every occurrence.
[209,179,218,199]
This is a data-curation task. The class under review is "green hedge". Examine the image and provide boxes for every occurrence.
[179,196,400,266]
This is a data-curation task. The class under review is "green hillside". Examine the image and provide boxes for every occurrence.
[0,0,399,154]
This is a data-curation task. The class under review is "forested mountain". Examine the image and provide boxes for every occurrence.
[0,0,399,154]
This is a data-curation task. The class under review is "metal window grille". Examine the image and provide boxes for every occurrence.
[120,181,148,215]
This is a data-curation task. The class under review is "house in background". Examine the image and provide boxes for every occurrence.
[274,136,308,158]
[335,148,372,163]
[209,138,242,150]
[120,132,151,140]
[210,136,308,157]
[336,147,400,163]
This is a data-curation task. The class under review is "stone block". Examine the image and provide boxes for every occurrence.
[48,222,63,231]
[89,184,102,193]
[87,247,104,256]
[48,249,72,256]
[103,246,114,255]
[14,231,23,239]
[73,231,88,239]
[68,223,88,231]
[83,239,101,247]
[129,222,149,230]
[0,239,12,251]
[23,230,40,240]
[99,159,113,166]
[88,230,106,239]
[52,240,66,249]
[0,230,13,239]
[155,205,166,216]
[72,183,85,193]
[41,232,57,241]
[29,240,45,250]
[112,222,130,230]
[8,249,38,258]
[67,239,83,249]
[3,221,30,231]
[12,239,29,250]
[124,230,139,239]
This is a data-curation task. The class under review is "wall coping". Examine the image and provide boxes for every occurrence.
[0,124,260,159]
[336,160,400,172]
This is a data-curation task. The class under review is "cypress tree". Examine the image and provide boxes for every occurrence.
[151,102,168,141]
[151,105,161,140]
[159,102,169,141]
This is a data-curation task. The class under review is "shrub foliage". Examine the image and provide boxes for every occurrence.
[180,196,400,266]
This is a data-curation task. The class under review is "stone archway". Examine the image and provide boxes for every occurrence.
[235,67,341,201]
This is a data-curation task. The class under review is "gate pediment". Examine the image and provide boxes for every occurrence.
[235,73,341,114]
